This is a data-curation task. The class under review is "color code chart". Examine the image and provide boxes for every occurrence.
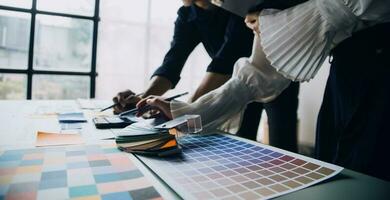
[138,134,342,200]
[0,144,161,200]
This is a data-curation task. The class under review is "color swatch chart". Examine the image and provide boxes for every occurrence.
[138,134,342,200]
[0,144,161,200]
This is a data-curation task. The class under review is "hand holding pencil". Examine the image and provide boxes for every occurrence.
[135,92,189,119]
[109,90,143,114]
[107,88,188,118]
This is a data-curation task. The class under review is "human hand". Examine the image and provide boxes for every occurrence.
[182,0,193,6]
[112,90,142,114]
[136,95,172,120]
[245,12,260,35]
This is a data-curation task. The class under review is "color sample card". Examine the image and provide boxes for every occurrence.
[138,134,343,200]
[35,131,84,147]
[0,144,161,200]
[58,112,87,123]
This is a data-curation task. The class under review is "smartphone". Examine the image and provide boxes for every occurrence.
[93,116,134,129]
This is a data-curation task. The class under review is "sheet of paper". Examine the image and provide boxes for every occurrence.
[61,123,83,130]
[0,144,162,199]
[114,119,166,137]
[58,112,87,123]
[138,134,343,200]
[35,131,84,147]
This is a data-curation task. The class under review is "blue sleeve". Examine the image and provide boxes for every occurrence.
[152,7,201,88]
[206,14,253,75]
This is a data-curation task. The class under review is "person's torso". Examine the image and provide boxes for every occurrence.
[185,4,246,57]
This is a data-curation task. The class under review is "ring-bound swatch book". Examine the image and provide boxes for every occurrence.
[114,119,181,156]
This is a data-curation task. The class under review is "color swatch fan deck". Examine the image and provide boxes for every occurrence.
[115,122,182,156]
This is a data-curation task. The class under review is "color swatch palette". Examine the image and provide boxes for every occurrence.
[138,134,342,200]
[0,144,161,200]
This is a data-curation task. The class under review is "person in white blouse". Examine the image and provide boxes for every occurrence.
[136,0,390,180]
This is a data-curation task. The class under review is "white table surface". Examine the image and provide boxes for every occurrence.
[0,100,180,200]
[1,100,388,200]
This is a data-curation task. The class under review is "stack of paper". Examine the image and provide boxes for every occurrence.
[115,122,181,156]
[58,112,87,123]
[58,112,87,130]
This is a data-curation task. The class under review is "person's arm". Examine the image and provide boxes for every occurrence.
[189,13,253,102]
[250,0,390,50]
[142,76,173,98]
[138,59,289,132]
[171,36,290,130]
[138,36,290,132]
[317,0,390,37]
[189,72,230,102]
[136,0,390,128]
[246,0,309,35]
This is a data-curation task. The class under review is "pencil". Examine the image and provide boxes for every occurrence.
[100,93,143,112]
[100,103,119,112]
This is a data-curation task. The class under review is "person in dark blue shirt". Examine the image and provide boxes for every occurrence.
[113,0,300,152]
[151,2,254,101]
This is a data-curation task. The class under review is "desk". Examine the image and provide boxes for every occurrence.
[0,100,115,148]
[0,100,389,199]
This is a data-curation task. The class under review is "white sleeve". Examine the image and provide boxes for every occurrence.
[343,0,390,22]
[170,36,291,132]
[170,77,254,132]
[317,0,390,44]
[257,0,390,82]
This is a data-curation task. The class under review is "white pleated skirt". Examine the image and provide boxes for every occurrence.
[259,0,333,82]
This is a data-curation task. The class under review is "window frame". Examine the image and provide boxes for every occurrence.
[0,0,100,99]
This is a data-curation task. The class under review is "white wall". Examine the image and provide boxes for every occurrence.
[297,61,330,146]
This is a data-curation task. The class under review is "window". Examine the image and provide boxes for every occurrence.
[0,0,99,99]
[34,15,93,72]
[0,73,27,99]
[0,0,31,9]
[1,0,212,100]
[32,75,90,99]
[0,10,30,69]
[96,0,211,100]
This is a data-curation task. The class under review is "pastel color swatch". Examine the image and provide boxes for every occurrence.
[0,144,161,200]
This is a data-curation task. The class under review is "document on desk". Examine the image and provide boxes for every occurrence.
[32,103,80,117]
[138,134,343,200]
[60,123,83,130]
[58,112,87,123]
[0,143,163,199]
[35,131,84,147]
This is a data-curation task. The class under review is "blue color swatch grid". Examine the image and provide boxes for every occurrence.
[138,134,342,200]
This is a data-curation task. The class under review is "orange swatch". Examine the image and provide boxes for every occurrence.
[36,131,84,147]
[161,139,177,149]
